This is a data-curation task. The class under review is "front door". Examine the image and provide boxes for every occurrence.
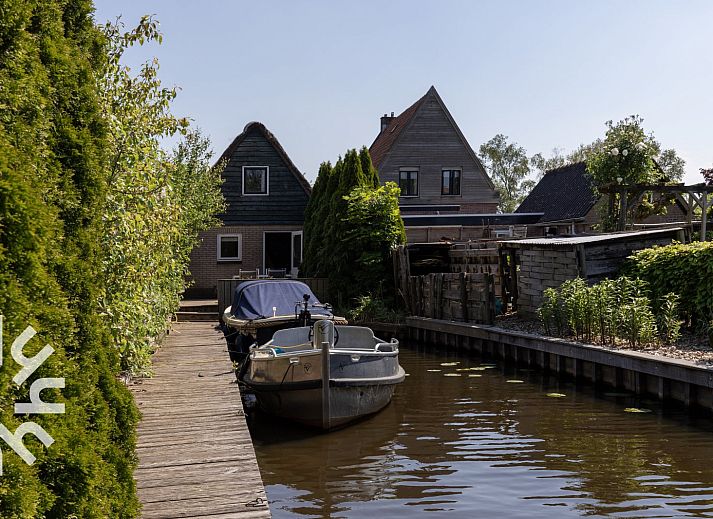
[264,231,302,276]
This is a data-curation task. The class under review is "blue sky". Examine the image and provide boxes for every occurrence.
[93,1,713,184]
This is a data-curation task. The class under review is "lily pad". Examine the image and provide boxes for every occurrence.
[624,407,652,413]
[444,373,462,377]
[440,362,459,366]
[426,369,442,372]
[468,374,482,378]
[506,380,524,383]
[546,393,566,398]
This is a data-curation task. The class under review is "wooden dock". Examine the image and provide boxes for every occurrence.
[131,321,271,518]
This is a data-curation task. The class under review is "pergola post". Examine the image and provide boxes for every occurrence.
[702,193,709,242]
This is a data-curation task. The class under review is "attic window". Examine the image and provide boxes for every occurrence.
[399,169,419,197]
[243,166,269,195]
[442,169,461,195]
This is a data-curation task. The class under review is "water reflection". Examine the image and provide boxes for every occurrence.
[248,342,713,518]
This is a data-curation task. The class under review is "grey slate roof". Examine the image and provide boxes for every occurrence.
[515,162,599,223]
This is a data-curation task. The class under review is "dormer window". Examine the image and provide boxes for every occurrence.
[442,169,461,195]
[242,166,269,195]
[399,168,419,197]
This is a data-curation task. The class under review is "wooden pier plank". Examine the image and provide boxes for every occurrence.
[131,322,270,519]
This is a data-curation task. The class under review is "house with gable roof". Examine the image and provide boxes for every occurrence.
[187,122,311,297]
[369,86,499,216]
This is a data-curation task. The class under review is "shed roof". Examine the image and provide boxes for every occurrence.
[515,162,598,222]
[499,228,683,248]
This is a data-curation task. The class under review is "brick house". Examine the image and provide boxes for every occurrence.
[187,122,311,297]
[369,86,499,216]
[516,162,688,237]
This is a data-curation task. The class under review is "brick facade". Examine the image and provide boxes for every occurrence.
[187,224,303,298]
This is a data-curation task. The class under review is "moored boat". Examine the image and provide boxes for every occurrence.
[242,320,405,429]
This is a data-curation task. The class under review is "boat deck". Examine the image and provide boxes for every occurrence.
[131,321,270,518]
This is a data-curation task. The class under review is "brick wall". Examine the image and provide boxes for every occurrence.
[516,247,580,317]
[187,224,303,297]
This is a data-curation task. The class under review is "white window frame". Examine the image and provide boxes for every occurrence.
[398,168,419,198]
[217,234,242,262]
[441,168,462,196]
[242,166,269,196]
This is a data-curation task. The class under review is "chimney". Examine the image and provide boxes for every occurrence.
[380,112,394,133]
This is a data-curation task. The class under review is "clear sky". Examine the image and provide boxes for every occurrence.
[93,1,712,185]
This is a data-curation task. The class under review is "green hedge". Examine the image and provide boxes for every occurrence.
[623,241,713,325]
[0,1,139,516]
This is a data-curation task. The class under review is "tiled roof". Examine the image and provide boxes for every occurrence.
[368,89,430,169]
[515,162,598,222]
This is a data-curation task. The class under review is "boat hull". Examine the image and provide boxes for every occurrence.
[250,374,403,429]
[242,338,405,429]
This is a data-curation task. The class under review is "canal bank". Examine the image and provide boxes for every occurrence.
[406,317,713,411]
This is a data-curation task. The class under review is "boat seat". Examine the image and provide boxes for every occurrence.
[271,327,311,347]
[334,326,377,349]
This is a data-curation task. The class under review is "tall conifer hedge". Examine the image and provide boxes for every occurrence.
[0,1,139,516]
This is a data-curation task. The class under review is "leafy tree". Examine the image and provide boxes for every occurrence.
[702,166,713,185]
[529,148,567,179]
[479,134,533,212]
[98,17,223,374]
[586,115,686,230]
[657,148,686,182]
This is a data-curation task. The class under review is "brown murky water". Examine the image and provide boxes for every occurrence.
[248,342,713,518]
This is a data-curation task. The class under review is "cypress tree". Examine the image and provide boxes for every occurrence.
[301,161,331,276]
[0,1,139,516]
[359,146,380,188]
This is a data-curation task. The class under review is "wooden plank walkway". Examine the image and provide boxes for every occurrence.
[131,321,271,518]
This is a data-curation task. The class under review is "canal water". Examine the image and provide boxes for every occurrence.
[248,343,713,518]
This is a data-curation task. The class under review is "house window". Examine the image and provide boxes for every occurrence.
[242,166,268,195]
[217,234,242,261]
[442,169,461,195]
[399,169,419,197]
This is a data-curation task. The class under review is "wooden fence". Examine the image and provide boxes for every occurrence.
[217,277,330,315]
[405,273,495,325]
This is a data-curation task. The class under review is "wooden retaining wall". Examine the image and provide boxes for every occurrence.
[406,273,495,325]
[217,277,329,315]
[406,317,713,411]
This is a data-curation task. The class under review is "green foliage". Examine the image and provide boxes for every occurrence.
[98,19,224,374]
[302,148,405,307]
[0,1,139,515]
[538,277,669,347]
[657,292,682,344]
[624,241,713,326]
[479,134,532,212]
[348,294,404,323]
[586,116,685,230]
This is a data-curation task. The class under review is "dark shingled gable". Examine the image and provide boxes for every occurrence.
[516,162,599,222]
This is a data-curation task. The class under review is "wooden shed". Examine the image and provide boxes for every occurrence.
[498,228,685,317]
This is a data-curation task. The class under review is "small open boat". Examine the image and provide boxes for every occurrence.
[242,320,405,429]
[222,279,405,429]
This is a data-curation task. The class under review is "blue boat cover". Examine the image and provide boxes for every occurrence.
[230,280,332,320]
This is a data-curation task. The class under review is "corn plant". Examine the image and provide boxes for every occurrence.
[657,292,682,343]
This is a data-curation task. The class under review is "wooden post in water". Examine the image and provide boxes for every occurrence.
[316,320,333,430]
